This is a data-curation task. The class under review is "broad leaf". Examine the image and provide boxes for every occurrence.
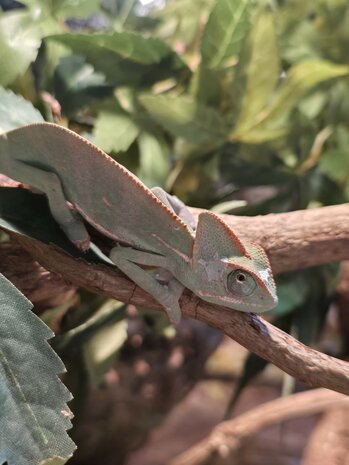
[263,60,349,124]
[82,313,128,388]
[282,21,321,64]
[54,301,127,354]
[292,265,338,346]
[48,32,187,86]
[0,87,44,134]
[201,0,251,69]
[273,272,310,317]
[234,9,280,131]
[138,131,170,187]
[298,91,327,119]
[320,127,349,183]
[93,105,140,153]
[140,94,228,144]
[0,11,42,86]
[53,55,113,115]
[233,60,349,142]
[21,0,100,18]
[0,273,75,465]
[211,200,247,213]
[233,126,288,143]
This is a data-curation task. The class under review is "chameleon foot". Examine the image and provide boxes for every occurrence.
[74,236,90,252]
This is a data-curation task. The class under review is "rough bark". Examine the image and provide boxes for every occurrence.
[337,262,349,355]
[0,241,76,311]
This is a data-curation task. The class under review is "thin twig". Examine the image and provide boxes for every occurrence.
[167,389,349,465]
[302,405,349,465]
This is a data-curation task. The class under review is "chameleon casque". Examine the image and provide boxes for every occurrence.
[0,123,277,323]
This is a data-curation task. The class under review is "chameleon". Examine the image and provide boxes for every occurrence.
[0,122,277,323]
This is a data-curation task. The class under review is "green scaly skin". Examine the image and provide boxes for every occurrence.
[0,123,277,323]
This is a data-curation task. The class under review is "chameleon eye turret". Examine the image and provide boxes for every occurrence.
[227,270,257,296]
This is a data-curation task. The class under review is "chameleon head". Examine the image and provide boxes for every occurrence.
[191,212,278,313]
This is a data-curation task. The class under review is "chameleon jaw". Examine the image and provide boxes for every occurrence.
[195,290,277,312]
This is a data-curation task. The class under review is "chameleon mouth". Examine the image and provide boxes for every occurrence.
[197,291,276,309]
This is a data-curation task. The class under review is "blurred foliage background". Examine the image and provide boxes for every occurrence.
[0,0,348,463]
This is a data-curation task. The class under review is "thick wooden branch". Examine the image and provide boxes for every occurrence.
[0,241,76,310]
[5,222,349,396]
[168,389,349,465]
[191,204,349,273]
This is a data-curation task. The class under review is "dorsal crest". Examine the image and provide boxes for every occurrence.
[193,211,249,262]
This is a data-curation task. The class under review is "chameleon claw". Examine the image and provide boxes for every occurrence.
[74,236,90,252]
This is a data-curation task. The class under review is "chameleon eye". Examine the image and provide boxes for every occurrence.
[227,270,257,296]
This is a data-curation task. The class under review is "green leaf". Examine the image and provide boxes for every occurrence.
[321,149,349,183]
[0,273,75,465]
[54,301,127,354]
[264,61,349,123]
[291,265,337,346]
[0,10,42,86]
[298,91,327,119]
[233,126,288,143]
[139,94,228,144]
[53,55,113,115]
[138,131,170,187]
[233,60,349,142]
[272,272,310,317]
[192,65,225,107]
[93,105,140,153]
[0,87,44,134]
[211,200,247,213]
[234,9,280,131]
[21,0,100,18]
[320,126,349,183]
[48,32,187,86]
[225,353,268,418]
[282,21,321,64]
[50,32,171,65]
[83,315,128,388]
[201,0,251,69]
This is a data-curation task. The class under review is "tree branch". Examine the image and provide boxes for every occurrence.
[0,241,76,310]
[4,215,349,396]
[167,389,349,465]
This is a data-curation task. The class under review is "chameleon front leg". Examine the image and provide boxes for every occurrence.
[14,161,90,250]
[109,245,184,324]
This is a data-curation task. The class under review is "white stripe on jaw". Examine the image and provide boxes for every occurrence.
[196,291,268,308]
[259,268,271,284]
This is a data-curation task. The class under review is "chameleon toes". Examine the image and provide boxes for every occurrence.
[74,236,91,252]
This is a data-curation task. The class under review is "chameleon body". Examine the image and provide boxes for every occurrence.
[0,123,277,323]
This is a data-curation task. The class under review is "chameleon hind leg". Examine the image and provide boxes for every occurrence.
[109,245,184,324]
[13,161,90,250]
